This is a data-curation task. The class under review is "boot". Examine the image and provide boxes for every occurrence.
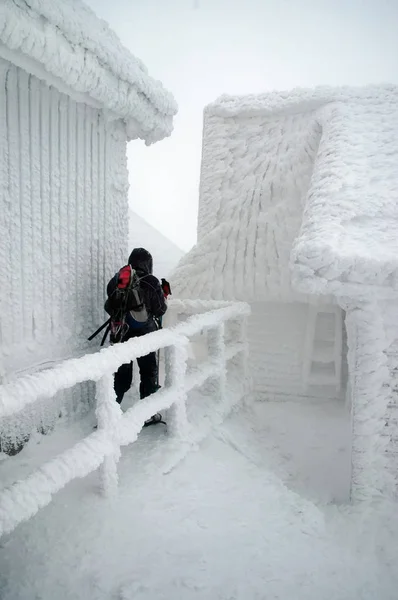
[143,413,166,427]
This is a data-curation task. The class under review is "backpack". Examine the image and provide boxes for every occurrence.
[106,265,148,343]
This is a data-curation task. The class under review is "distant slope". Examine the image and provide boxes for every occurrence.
[129,210,185,279]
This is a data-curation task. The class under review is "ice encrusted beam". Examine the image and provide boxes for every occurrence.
[164,342,189,439]
[344,301,396,503]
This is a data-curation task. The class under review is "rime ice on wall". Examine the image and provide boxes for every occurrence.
[0,59,127,379]
[0,1,177,450]
[171,90,348,402]
[173,111,322,302]
[173,84,398,302]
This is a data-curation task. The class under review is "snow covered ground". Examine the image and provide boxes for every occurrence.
[224,398,352,504]
[1,393,397,599]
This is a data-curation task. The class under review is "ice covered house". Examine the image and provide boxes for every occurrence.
[172,86,398,502]
[0,0,176,451]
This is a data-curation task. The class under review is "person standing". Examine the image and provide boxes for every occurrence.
[105,247,168,426]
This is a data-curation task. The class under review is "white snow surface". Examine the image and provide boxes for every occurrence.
[129,210,185,279]
[0,0,177,144]
[173,85,398,301]
[0,397,397,600]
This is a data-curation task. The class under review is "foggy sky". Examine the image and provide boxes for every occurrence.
[86,0,398,251]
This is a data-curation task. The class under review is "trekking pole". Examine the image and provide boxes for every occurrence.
[156,316,162,389]
[88,318,110,342]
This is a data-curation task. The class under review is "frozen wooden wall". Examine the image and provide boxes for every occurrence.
[0,59,129,448]
[0,58,129,378]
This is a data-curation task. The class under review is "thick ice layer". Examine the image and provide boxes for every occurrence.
[0,0,177,144]
[172,84,398,300]
[0,63,128,380]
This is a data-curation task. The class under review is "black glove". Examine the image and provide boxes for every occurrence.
[161,278,172,298]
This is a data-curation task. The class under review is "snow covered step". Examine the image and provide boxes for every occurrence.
[308,373,339,386]
[312,341,336,363]
[314,312,337,343]
[302,304,343,394]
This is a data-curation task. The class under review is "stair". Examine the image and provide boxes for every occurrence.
[302,303,343,394]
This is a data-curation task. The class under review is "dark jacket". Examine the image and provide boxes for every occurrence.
[129,247,167,324]
[105,248,167,338]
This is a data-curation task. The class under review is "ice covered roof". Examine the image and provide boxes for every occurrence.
[173,85,398,302]
[0,0,177,145]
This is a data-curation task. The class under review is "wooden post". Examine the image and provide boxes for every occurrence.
[165,340,189,438]
[239,316,249,384]
[95,372,122,496]
[208,323,227,404]
[344,302,395,504]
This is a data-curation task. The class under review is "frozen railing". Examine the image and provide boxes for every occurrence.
[0,299,250,537]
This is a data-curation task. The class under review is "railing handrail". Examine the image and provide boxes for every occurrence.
[0,299,251,537]
[0,301,249,419]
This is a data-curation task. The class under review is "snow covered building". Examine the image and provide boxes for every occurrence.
[0,0,176,449]
[172,86,398,501]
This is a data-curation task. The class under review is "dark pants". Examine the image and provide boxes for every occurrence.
[114,351,158,404]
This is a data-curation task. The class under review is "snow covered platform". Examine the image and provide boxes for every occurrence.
[228,399,352,504]
[0,395,351,504]
[0,400,396,600]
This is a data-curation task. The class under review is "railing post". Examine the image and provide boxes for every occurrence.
[240,315,249,382]
[208,322,227,404]
[343,301,395,504]
[164,338,189,439]
[95,372,122,496]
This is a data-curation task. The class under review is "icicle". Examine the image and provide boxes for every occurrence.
[29,75,43,343]
[39,77,51,341]
[67,95,77,337]
[58,93,69,341]
[75,103,85,337]
[49,87,61,337]
[90,107,100,327]
[17,68,32,342]
[103,124,115,279]
[0,61,11,353]
[97,113,106,316]
[83,104,92,337]
[7,65,22,345]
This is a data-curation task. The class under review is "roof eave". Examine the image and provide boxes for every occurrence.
[0,0,177,144]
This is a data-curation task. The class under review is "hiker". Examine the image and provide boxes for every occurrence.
[104,248,169,426]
